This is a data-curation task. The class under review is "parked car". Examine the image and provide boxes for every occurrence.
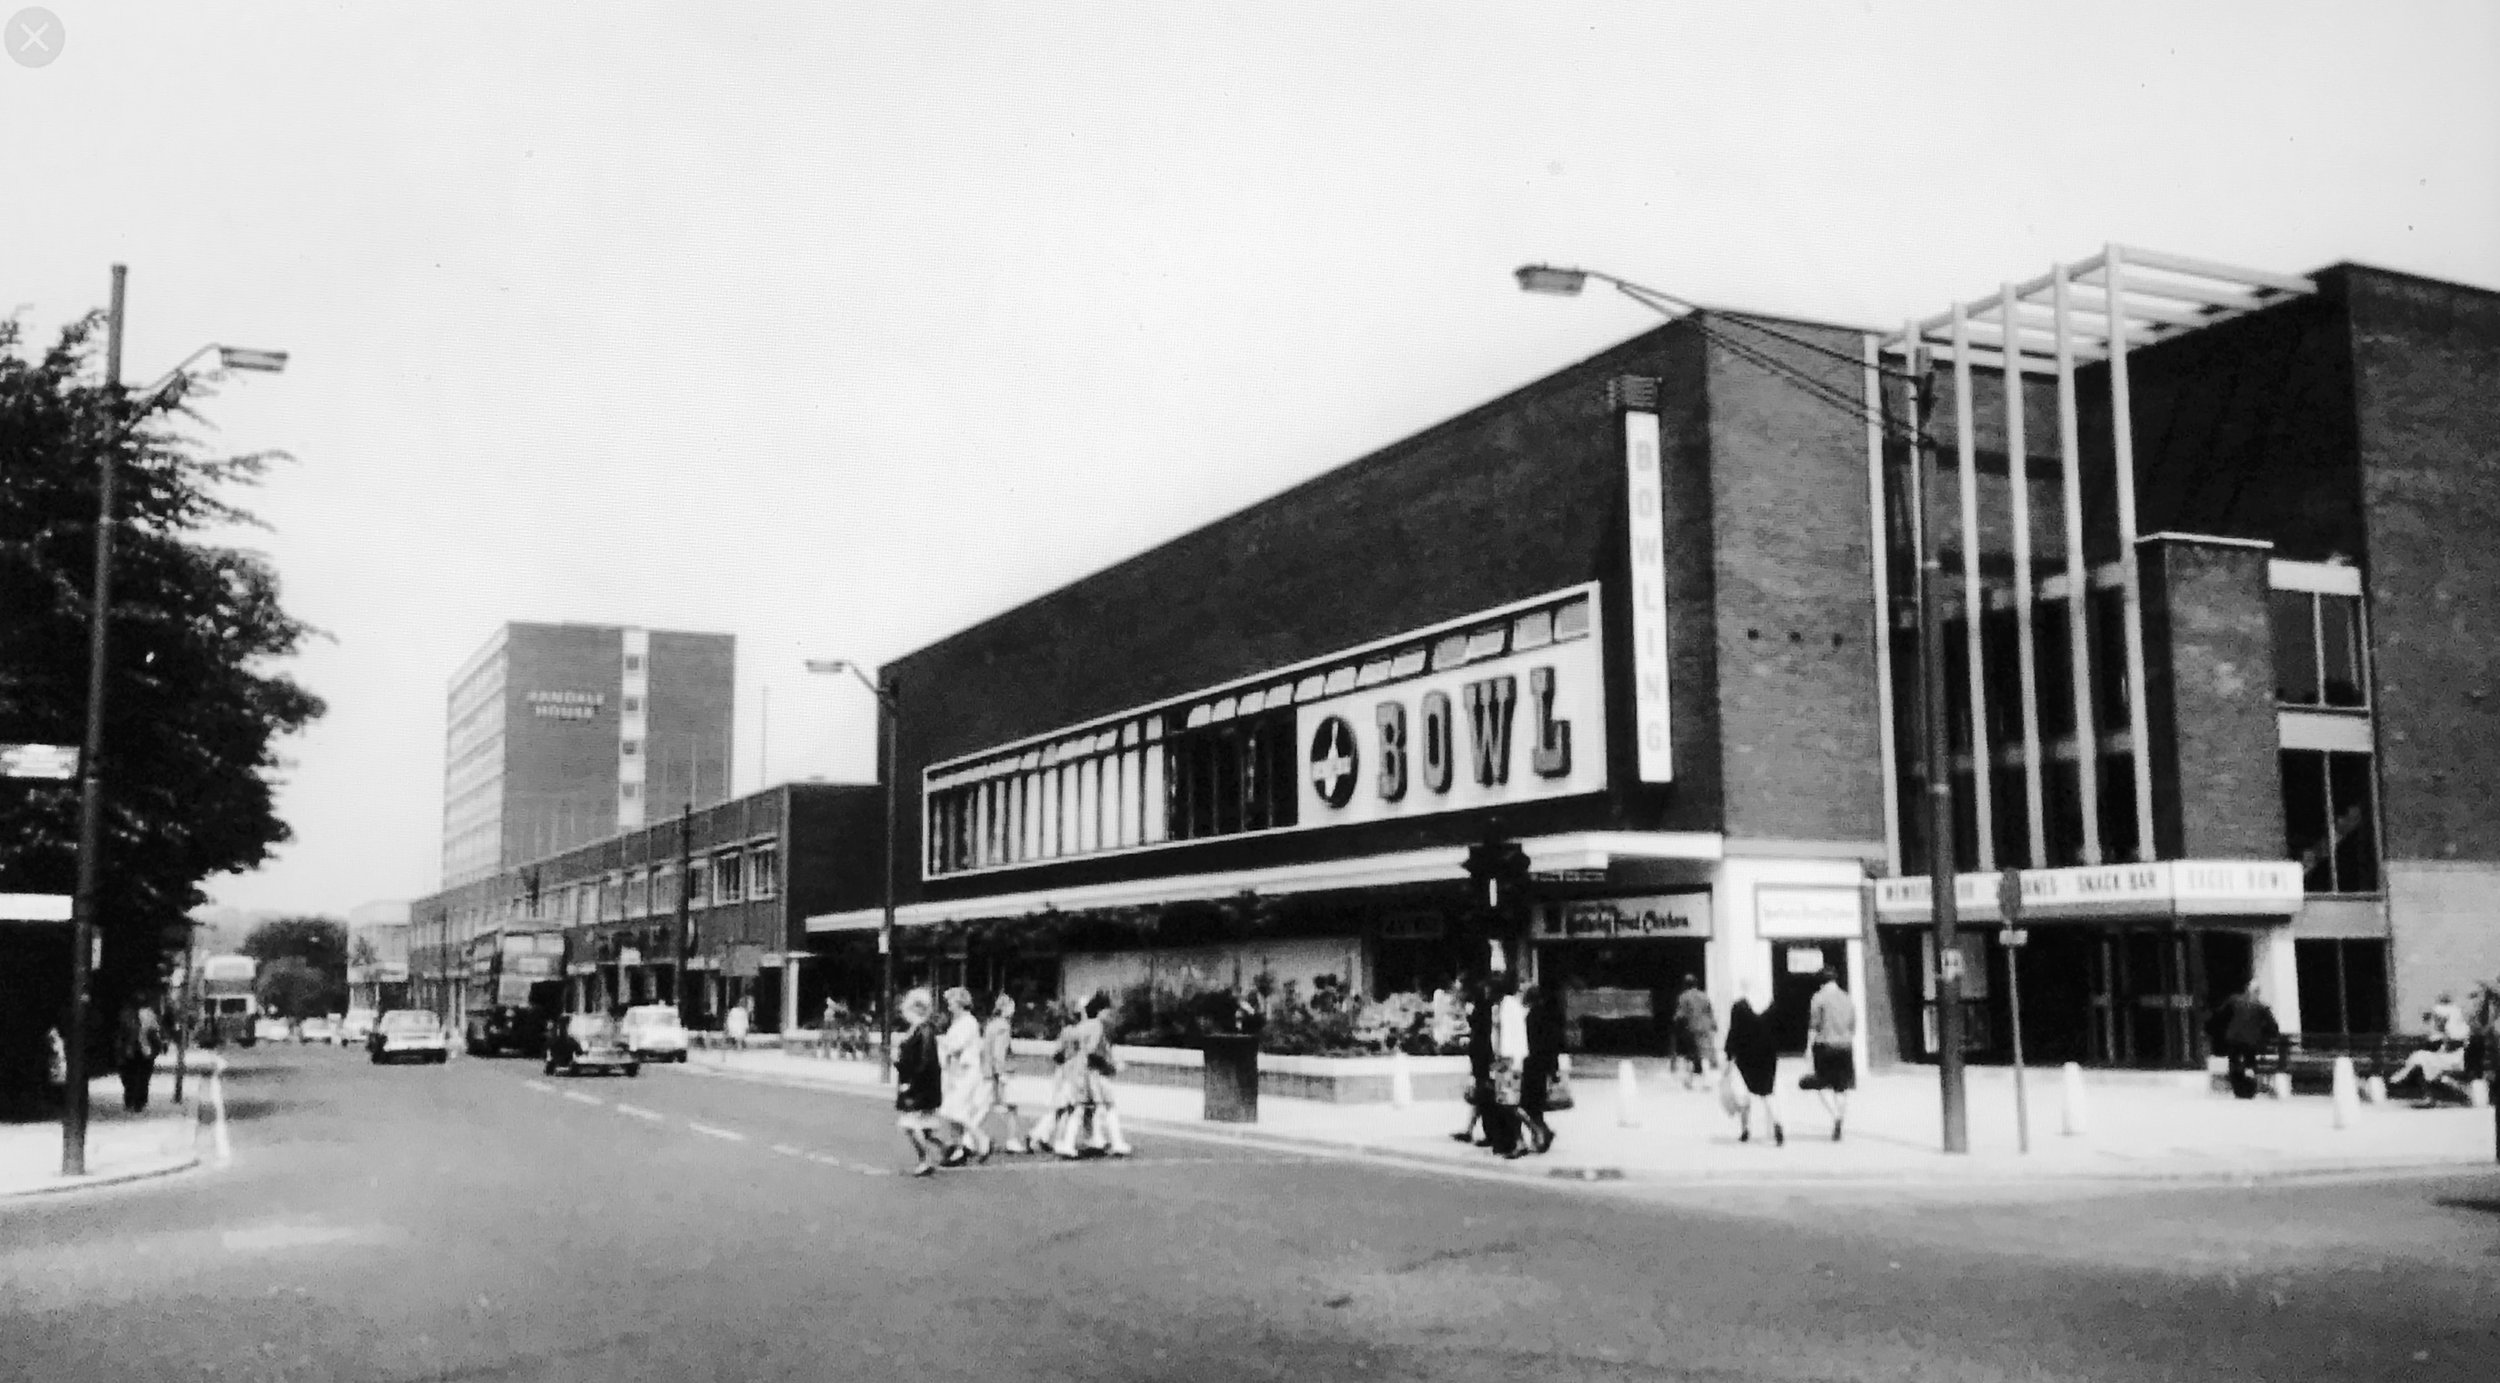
[544,1013,639,1078]
[620,1005,690,1063]
[255,1016,295,1044]
[368,1010,450,1065]
[337,1009,377,1046]
[297,1015,338,1045]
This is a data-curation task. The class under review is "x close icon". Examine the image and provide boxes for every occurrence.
[9,8,62,67]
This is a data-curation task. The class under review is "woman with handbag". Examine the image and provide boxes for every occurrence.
[1053,992,1134,1158]
[1483,975,1529,1158]
[1722,977,1785,1147]
[1518,983,1565,1156]
[1450,974,1494,1146]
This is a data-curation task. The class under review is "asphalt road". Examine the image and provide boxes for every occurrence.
[1,1044,2494,1382]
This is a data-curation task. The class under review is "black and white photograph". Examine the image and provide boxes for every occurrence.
[3,4,2497,1380]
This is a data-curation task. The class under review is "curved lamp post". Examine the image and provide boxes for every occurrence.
[1517,262,1971,1155]
[805,658,898,1084]
[64,264,286,1176]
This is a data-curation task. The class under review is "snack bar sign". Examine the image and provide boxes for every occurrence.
[1296,631,1607,826]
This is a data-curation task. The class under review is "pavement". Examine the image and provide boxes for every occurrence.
[0,1058,216,1197]
[673,1043,2500,1188]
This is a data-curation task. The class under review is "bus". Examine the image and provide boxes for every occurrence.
[192,954,261,1048]
[462,929,567,1056]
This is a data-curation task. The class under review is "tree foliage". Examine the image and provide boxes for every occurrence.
[0,314,324,1110]
[254,956,338,1021]
[242,916,348,979]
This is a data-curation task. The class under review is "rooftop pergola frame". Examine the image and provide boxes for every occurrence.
[1863,243,2316,887]
[1883,243,2314,374]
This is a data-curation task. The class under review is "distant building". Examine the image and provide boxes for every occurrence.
[442,623,736,887]
[345,899,411,1012]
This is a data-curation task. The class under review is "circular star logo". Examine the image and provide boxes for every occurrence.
[7,8,62,67]
[1308,716,1359,809]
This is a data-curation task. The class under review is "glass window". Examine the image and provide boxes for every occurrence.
[2034,600,2075,740]
[625,654,644,673]
[715,851,744,902]
[2088,588,2130,735]
[622,739,640,756]
[2268,589,2319,704]
[688,857,709,907]
[2327,752,2379,893]
[750,844,779,898]
[2281,749,2331,892]
[2318,594,2366,708]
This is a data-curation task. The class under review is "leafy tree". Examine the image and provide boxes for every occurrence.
[254,957,337,1021]
[0,314,323,1114]
[242,916,348,980]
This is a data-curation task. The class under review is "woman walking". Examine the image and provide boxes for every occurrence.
[1483,974,1529,1159]
[1450,974,1493,1146]
[977,994,1029,1154]
[893,989,951,1176]
[1053,992,1132,1158]
[936,987,992,1163]
[1518,982,1565,1156]
[1723,977,1784,1147]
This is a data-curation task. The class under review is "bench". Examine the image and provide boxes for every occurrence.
[2246,1034,2420,1095]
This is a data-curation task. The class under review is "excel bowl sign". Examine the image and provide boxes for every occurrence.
[1296,614,1607,826]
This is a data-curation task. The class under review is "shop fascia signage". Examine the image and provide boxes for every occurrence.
[1755,885,1864,939]
[1296,611,1607,827]
[1873,860,2303,921]
[1533,893,1711,940]
[1622,410,1673,783]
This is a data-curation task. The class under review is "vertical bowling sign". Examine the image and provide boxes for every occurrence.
[1625,411,1673,782]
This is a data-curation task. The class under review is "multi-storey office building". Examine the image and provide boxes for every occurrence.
[801,249,2498,1069]
[411,781,884,1034]
[441,623,736,888]
[1865,251,2500,1067]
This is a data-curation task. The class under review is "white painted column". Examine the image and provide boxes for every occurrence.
[2002,283,2047,868]
[2053,265,2102,864]
[2256,927,2303,1035]
[2103,245,2158,861]
[1952,305,1995,871]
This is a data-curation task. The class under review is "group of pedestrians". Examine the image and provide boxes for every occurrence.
[1453,967,1858,1152]
[1450,974,1564,1159]
[893,986,1132,1176]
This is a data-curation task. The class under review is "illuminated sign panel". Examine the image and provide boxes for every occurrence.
[1624,410,1674,782]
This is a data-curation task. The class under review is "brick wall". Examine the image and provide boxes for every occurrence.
[2139,538,2283,859]
[1702,318,1885,847]
[2385,862,2500,1022]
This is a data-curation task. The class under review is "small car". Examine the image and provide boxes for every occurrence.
[620,1005,690,1063]
[544,1014,640,1078]
[297,1015,338,1045]
[255,1016,295,1044]
[337,1009,377,1045]
[368,1010,451,1064]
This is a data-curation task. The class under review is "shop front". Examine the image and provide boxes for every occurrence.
[1528,893,1710,1055]
[1874,860,2303,1068]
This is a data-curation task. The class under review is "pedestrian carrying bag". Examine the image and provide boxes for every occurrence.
[1542,1069,1575,1111]
[1492,1058,1524,1108]
[1717,1062,1747,1119]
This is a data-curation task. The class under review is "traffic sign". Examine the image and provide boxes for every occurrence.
[0,893,72,921]
[2003,928,2029,947]
[1996,866,2024,921]
[1,744,77,780]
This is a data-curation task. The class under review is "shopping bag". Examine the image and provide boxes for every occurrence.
[1542,1069,1576,1111]
[1717,1063,1747,1119]
[1492,1059,1524,1108]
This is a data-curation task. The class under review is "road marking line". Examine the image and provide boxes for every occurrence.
[804,1151,892,1176]
[523,1080,555,1093]
[561,1091,604,1106]
[769,1143,807,1157]
[613,1103,664,1121]
[687,1122,747,1142]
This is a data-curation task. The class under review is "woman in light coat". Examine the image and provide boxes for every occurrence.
[936,987,992,1162]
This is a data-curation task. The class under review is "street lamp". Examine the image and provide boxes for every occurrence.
[63,264,287,1176]
[806,658,898,1084]
[1518,262,1971,1154]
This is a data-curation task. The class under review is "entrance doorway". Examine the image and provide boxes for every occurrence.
[2085,927,2249,1068]
[1533,938,1707,1056]
[1770,940,1848,1055]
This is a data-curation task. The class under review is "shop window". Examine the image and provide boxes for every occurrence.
[2294,938,2390,1036]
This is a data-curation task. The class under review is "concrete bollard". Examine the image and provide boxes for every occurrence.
[1617,1060,1642,1128]
[2471,1079,2491,1110]
[2269,1071,2293,1100]
[2331,1056,2360,1130]
[2059,1061,2089,1137]
[1389,1049,1414,1109]
[2364,1074,2388,1104]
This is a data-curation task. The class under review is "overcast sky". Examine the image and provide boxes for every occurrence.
[5,2,2495,917]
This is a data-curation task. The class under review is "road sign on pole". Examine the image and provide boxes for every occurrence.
[1,894,74,921]
[1,744,77,779]
[1999,866,2031,1154]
